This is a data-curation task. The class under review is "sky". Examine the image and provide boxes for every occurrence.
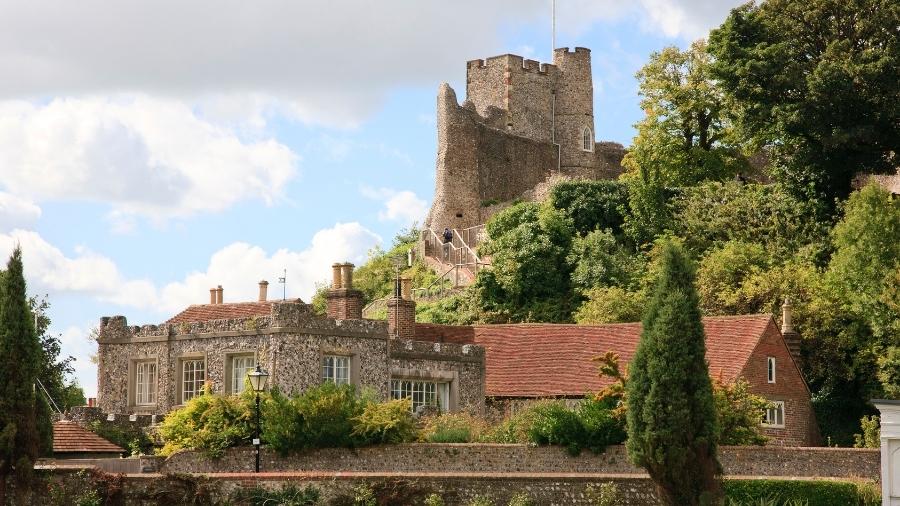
[0,0,745,399]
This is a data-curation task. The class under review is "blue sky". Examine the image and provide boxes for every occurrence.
[0,0,743,398]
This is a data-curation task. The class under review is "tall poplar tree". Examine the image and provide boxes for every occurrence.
[0,247,42,496]
[626,241,722,505]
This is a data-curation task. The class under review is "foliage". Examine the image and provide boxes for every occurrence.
[879,346,900,399]
[157,385,254,458]
[575,286,646,324]
[568,230,643,294]
[351,226,438,307]
[481,400,559,444]
[237,484,320,506]
[708,0,900,210]
[713,379,769,446]
[506,492,535,506]
[89,421,154,456]
[351,398,417,444]
[468,496,495,506]
[478,202,575,322]
[419,412,485,443]
[549,180,629,237]
[623,41,748,189]
[0,247,42,488]
[853,416,880,449]
[622,171,676,248]
[723,479,880,506]
[626,241,721,505]
[424,493,446,506]
[584,482,620,506]
[673,182,826,260]
[524,397,625,456]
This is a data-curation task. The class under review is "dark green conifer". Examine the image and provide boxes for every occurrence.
[0,247,42,497]
[626,241,722,505]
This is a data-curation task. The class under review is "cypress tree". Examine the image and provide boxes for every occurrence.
[0,247,42,497]
[625,241,722,505]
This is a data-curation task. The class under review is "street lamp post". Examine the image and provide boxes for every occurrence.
[247,364,269,473]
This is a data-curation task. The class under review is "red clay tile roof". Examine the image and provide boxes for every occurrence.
[166,301,277,324]
[52,421,124,454]
[470,314,774,398]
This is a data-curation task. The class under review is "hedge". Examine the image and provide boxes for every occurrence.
[724,479,879,506]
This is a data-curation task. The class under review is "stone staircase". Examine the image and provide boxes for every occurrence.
[414,225,489,297]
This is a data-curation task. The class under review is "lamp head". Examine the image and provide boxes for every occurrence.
[247,364,269,392]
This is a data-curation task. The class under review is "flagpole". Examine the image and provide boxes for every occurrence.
[551,0,556,54]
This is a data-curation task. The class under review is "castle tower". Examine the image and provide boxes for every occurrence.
[552,47,596,173]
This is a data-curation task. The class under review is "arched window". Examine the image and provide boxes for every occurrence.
[582,127,593,152]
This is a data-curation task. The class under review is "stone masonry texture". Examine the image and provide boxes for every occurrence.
[427,47,625,232]
[96,301,485,415]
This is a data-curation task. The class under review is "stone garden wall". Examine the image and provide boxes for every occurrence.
[161,444,881,480]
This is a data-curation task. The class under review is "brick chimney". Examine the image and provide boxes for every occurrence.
[781,298,801,365]
[258,280,269,302]
[216,285,223,305]
[326,262,363,320]
[388,277,416,339]
[209,288,217,305]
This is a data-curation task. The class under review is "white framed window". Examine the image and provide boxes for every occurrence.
[582,127,593,151]
[181,359,206,403]
[322,355,350,385]
[134,361,157,406]
[762,401,785,428]
[767,356,776,383]
[229,354,255,394]
[390,379,450,413]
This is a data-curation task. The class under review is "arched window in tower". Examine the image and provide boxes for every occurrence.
[582,127,593,152]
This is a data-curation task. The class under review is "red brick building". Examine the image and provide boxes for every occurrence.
[416,314,820,447]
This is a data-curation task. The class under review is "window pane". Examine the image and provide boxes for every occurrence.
[231,355,254,394]
[136,361,157,405]
[182,359,205,402]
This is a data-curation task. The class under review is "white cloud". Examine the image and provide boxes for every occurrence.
[0,192,41,231]
[58,325,98,398]
[0,221,379,314]
[0,1,736,127]
[0,229,157,307]
[360,187,428,225]
[158,222,381,311]
[0,96,298,224]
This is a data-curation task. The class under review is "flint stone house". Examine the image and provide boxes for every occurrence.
[412,310,819,447]
[95,263,485,416]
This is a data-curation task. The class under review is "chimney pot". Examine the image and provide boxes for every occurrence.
[258,280,269,302]
[340,263,354,289]
[782,298,793,334]
[400,277,412,300]
[216,285,223,305]
[210,288,217,305]
[332,263,343,289]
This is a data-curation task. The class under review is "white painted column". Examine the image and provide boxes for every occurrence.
[874,400,900,506]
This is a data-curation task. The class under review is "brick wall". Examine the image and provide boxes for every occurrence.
[161,444,880,480]
[741,321,821,446]
[387,298,416,339]
[414,323,475,344]
[325,288,363,320]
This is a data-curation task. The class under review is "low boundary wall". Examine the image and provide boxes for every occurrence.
[161,444,880,480]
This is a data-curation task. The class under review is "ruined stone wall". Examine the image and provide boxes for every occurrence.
[466,54,558,143]
[426,83,558,231]
[389,339,485,413]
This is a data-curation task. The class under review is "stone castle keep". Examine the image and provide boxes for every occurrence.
[426,47,625,231]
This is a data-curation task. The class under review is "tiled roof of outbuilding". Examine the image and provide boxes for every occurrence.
[415,314,775,398]
[165,301,279,324]
[52,421,124,454]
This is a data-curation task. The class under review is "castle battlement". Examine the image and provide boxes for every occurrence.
[466,54,556,75]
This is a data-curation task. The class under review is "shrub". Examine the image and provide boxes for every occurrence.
[157,386,253,458]
[549,179,629,237]
[424,493,446,506]
[352,398,417,444]
[237,485,320,506]
[714,379,769,446]
[853,415,880,449]
[527,402,586,456]
[506,492,534,506]
[88,421,153,456]
[468,496,495,506]
[419,413,485,443]
[723,479,874,506]
[261,387,305,455]
[481,400,558,444]
[576,396,627,453]
[585,482,620,506]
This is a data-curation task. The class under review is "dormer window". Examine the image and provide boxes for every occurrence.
[582,127,593,152]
